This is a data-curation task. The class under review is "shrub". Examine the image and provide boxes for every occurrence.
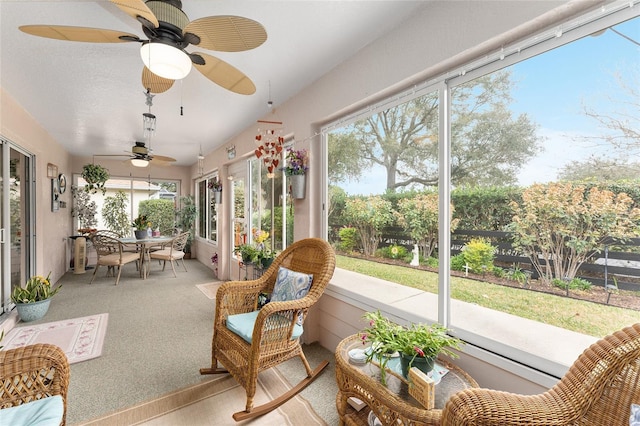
[450,253,467,272]
[461,238,496,274]
[338,227,358,252]
[552,277,593,291]
[424,256,438,268]
[377,244,408,260]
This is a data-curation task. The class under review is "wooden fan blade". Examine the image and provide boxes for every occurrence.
[110,0,159,28]
[151,155,176,163]
[142,67,174,94]
[192,52,256,95]
[19,25,140,43]
[150,159,173,167]
[184,16,267,52]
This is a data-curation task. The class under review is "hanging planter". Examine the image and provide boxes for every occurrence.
[81,164,109,195]
[208,177,223,204]
[289,175,306,199]
[283,148,308,200]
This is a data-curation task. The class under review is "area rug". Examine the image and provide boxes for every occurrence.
[196,281,222,300]
[79,366,327,426]
[2,313,108,364]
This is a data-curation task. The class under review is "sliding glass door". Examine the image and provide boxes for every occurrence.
[1,138,34,315]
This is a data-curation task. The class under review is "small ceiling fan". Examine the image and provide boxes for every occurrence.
[95,141,176,167]
[19,0,267,95]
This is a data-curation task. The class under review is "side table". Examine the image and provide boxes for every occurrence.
[335,334,478,426]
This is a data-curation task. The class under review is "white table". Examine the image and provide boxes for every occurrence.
[119,236,174,279]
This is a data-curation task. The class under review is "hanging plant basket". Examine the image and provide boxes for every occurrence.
[81,164,109,194]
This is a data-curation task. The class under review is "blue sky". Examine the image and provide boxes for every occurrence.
[334,15,639,195]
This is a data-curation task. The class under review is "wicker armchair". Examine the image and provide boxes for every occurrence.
[90,234,140,285]
[200,237,336,421]
[442,323,640,425]
[149,231,189,277]
[0,343,70,425]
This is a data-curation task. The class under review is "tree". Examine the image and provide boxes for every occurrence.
[102,190,130,237]
[508,182,640,285]
[139,199,176,236]
[342,195,394,256]
[395,191,458,259]
[328,70,542,192]
[557,155,640,182]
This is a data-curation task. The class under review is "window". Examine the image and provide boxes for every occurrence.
[196,174,219,244]
[325,5,639,375]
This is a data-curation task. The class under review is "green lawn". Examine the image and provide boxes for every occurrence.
[337,255,640,337]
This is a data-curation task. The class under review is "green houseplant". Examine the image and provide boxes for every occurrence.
[361,311,463,382]
[176,195,197,256]
[11,273,61,322]
[235,243,260,263]
[81,163,110,195]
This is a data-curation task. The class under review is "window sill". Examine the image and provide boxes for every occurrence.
[325,267,598,388]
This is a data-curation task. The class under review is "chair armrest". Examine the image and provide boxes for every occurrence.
[215,279,272,327]
[0,344,69,423]
[442,388,571,426]
[250,298,313,345]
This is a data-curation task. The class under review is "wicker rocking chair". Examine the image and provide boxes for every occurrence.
[441,322,640,425]
[200,237,336,421]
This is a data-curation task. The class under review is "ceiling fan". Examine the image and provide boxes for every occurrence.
[96,141,176,167]
[19,0,267,95]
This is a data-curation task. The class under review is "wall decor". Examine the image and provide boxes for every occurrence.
[46,163,58,179]
[51,178,59,212]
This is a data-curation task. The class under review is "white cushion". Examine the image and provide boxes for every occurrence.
[226,310,303,344]
[631,403,640,426]
[0,395,64,426]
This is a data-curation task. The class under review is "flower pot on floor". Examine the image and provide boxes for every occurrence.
[16,298,51,322]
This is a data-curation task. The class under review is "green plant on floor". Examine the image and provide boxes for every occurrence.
[11,273,61,304]
[81,163,109,194]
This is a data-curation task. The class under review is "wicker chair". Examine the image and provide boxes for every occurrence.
[149,231,189,277]
[90,234,140,285]
[0,344,70,425]
[441,323,640,425]
[200,237,336,421]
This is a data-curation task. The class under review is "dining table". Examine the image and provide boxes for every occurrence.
[119,235,175,279]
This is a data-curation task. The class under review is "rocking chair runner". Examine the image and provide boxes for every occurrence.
[200,238,336,421]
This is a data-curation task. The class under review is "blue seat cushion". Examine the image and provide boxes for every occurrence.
[0,395,64,426]
[226,310,303,344]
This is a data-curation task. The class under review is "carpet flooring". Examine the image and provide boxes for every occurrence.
[0,259,339,425]
[2,313,108,364]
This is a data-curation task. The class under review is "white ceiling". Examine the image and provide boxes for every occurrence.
[0,0,428,165]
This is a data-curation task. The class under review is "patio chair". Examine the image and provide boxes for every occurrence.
[441,322,640,425]
[200,237,336,421]
[0,343,70,425]
[90,234,140,285]
[148,231,189,277]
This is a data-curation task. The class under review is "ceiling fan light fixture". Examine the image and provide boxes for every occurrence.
[131,158,150,168]
[140,42,192,80]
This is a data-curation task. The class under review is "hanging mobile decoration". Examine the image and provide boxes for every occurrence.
[254,120,284,178]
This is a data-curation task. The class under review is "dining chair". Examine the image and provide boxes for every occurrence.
[148,232,189,277]
[90,234,140,285]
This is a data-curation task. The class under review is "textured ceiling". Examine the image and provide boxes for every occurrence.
[0,1,427,165]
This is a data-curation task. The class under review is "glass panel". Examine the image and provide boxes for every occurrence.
[327,90,440,318]
[449,16,640,360]
[198,180,206,238]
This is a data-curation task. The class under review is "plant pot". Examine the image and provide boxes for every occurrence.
[16,298,51,322]
[261,257,274,269]
[212,190,222,204]
[289,174,306,199]
[400,353,435,378]
[134,230,146,239]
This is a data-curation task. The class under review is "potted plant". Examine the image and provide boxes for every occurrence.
[235,243,260,263]
[208,177,223,204]
[11,273,61,322]
[81,163,110,194]
[176,195,197,257]
[282,148,309,199]
[361,310,463,382]
[132,214,151,239]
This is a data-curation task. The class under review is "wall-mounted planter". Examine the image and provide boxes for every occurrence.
[290,174,306,199]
